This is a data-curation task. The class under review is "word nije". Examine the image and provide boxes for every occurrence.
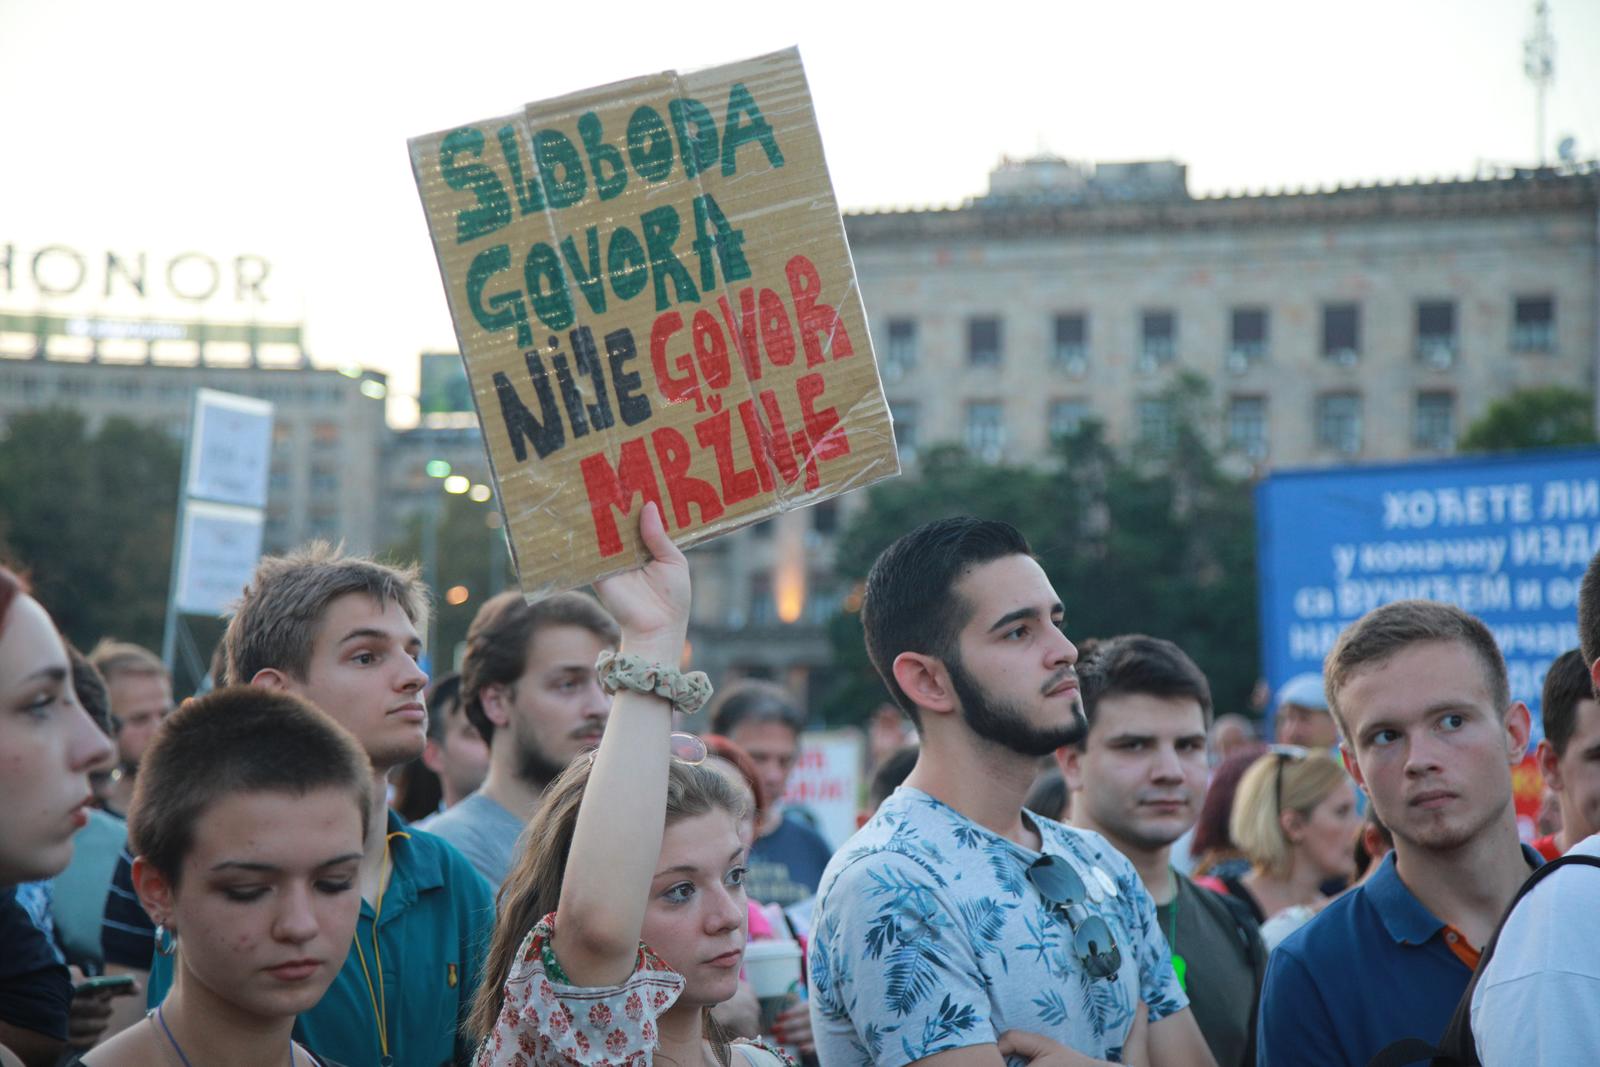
[489,252,856,558]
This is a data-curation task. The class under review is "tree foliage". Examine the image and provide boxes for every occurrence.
[0,409,182,652]
[1458,386,1596,453]
[820,374,1259,728]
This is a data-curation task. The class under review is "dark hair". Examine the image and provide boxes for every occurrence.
[128,686,373,884]
[1189,744,1268,868]
[1024,767,1070,823]
[1582,548,1600,674]
[707,679,806,739]
[869,744,920,811]
[67,645,113,736]
[1541,648,1594,757]
[1325,599,1511,736]
[705,734,767,827]
[426,672,463,744]
[0,565,23,633]
[861,517,1033,728]
[460,590,618,744]
[227,542,428,685]
[1353,806,1394,879]
[1075,634,1214,748]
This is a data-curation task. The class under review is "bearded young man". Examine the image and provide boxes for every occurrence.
[808,517,1214,1067]
[426,590,619,889]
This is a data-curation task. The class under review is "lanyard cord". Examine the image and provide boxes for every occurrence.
[1166,869,1187,992]
[352,830,409,1064]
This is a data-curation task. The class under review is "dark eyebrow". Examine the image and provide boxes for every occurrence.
[211,852,363,873]
[21,666,67,685]
[339,627,421,651]
[654,847,748,879]
[987,603,1063,634]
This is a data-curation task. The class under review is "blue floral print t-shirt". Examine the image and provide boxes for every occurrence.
[807,787,1187,1066]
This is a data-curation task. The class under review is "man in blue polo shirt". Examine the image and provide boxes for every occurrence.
[146,545,494,1066]
[1257,600,1540,1067]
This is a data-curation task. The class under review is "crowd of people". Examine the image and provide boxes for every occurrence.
[3,509,1599,1067]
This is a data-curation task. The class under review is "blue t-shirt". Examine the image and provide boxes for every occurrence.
[1258,846,1542,1067]
[149,812,494,1067]
[747,809,834,907]
[808,787,1187,1066]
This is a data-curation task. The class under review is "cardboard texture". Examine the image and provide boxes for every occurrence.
[410,47,897,598]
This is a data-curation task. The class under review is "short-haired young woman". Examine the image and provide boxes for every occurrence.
[83,687,372,1067]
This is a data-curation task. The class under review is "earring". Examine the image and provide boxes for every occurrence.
[154,923,177,956]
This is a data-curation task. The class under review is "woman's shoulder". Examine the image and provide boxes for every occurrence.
[733,1038,797,1067]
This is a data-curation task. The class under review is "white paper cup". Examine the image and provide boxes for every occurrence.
[742,938,803,999]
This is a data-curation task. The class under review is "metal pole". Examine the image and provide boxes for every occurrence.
[160,389,199,675]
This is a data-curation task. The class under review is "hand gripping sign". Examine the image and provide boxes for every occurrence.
[410,47,898,597]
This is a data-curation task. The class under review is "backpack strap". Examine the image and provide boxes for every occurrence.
[1366,853,1600,1067]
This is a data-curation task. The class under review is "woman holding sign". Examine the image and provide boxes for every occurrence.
[470,504,789,1067]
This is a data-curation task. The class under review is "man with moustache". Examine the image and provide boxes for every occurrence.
[808,518,1214,1067]
[1060,635,1266,1067]
[1256,600,1541,1067]
[425,590,618,888]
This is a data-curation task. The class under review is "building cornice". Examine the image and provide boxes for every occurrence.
[844,166,1600,244]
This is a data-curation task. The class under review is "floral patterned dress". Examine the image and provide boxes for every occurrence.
[476,912,792,1067]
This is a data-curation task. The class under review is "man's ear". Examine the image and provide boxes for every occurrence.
[1535,738,1564,792]
[420,738,446,775]
[251,667,291,692]
[1340,741,1367,794]
[131,855,175,930]
[1055,745,1086,793]
[1505,702,1532,765]
[891,652,956,720]
[480,685,514,730]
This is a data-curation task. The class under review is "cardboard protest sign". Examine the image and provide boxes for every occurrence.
[410,47,897,597]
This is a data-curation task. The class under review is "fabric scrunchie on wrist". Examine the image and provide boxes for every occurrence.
[595,651,713,718]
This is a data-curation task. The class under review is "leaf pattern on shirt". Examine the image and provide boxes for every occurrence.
[809,789,1189,1066]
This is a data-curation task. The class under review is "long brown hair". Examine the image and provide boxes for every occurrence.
[468,754,748,1042]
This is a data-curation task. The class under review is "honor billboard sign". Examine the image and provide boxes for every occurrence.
[0,243,273,308]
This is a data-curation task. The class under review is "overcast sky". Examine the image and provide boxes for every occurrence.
[3,0,1596,420]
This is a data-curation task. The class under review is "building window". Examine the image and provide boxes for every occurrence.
[1137,397,1175,451]
[1140,310,1175,368]
[313,421,340,447]
[1416,301,1457,368]
[1229,308,1268,367]
[1052,314,1088,375]
[967,317,1001,368]
[1322,303,1361,364]
[750,519,774,540]
[1513,295,1555,353]
[1227,396,1267,459]
[1414,392,1455,451]
[748,572,775,626]
[965,401,1005,461]
[889,399,918,461]
[1048,399,1089,442]
[812,499,839,534]
[1316,392,1362,454]
[884,319,917,380]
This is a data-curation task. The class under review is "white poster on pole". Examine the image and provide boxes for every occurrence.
[783,730,864,851]
[186,388,274,507]
[175,502,265,615]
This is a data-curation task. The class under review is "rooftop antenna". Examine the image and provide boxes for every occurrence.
[1524,0,1555,166]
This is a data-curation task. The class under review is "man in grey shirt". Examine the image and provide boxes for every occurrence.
[422,589,619,887]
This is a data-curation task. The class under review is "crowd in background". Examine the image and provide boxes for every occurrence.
[3,514,1599,1067]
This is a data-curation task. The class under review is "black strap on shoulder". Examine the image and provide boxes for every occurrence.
[1366,853,1600,1067]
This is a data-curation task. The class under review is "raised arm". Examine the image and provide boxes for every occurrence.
[551,502,693,987]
